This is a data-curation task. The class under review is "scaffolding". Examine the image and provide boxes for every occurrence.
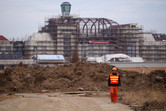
[39,17,137,61]
[37,16,166,62]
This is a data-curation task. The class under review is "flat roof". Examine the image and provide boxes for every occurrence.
[34,55,65,60]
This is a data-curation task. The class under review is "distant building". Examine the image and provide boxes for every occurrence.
[24,33,56,59]
[140,33,166,61]
[0,35,23,59]
[0,35,13,54]
[0,2,166,62]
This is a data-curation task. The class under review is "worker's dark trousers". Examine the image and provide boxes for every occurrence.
[110,86,118,102]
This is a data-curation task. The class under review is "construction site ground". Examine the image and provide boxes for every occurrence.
[0,92,132,111]
[0,62,166,111]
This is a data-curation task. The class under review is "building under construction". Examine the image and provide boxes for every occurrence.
[36,2,166,62]
[0,2,166,62]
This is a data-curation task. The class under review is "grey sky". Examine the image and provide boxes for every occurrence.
[0,0,166,40]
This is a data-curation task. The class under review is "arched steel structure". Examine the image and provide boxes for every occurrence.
[39,17,124,51]
[51,17,121,37]
[75,18,121,37]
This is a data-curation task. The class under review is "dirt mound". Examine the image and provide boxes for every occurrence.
[0,62,114,93]
[148,70,166,89]
[0,62,166,110]
[0,62,165,93]
[119,70,166,111]
[142,100,166,111]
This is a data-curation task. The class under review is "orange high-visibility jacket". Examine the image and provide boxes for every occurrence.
[108,73,121,86]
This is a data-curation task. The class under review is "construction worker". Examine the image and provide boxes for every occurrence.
[108,67,121,103]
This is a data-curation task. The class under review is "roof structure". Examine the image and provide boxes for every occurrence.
[28,33,52,41]
[87,54,144,63]
[143,33,155,42]
[0,35,8,41]
[36,55,65,61]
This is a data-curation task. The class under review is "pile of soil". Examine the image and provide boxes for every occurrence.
[148,70,166,89]
[0,62,114,93]
[120,70,166,91]
[0,62,165,93]
[142,100,166,111]
[0,62,166,110]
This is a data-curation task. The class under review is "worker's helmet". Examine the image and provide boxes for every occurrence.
[112,67,117,71]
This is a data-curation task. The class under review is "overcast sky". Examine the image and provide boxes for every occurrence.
[0,0,166,40]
